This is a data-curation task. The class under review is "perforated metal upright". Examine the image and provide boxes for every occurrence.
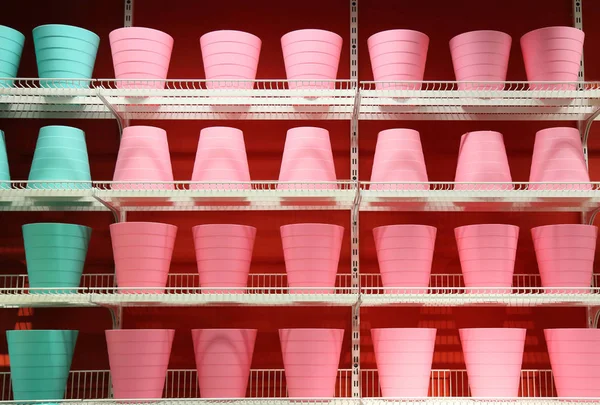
[349,0,361,399]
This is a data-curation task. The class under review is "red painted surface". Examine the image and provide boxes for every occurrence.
[0,0,598,394]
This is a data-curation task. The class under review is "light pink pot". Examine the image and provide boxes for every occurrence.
[192,224,256,293]
[370,129,429,189]
[281,29,342,89]
[455,131,512,190]
[455,224,519,293]
[532,224,597,292]
[373,225,436,293]
[460,328,526,398]
[113,126,174,190]
[521,26,584,90]
[529,127,591,190]
[192,329,256,398]
[106,329,175,400]
[110,222,177,293]
[200,30,261,89]
[368,29,429,90]
[372,328,436,397]
[279,328,344,397]
[545,328,600,397]
[191,127,250,190]
[109,27,173,89]
[278,127,337,190]
[450,30,511,90]
[281,223,343,294]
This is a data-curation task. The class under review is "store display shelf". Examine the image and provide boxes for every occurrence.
[361,274,600,307]
[361,400,599,405]
[0,79,356,120]
[0,181,357,212]
[359,182,600,212]
[359,81,600,121]
[0,274,358,308]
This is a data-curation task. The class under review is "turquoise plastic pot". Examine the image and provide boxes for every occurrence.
[7,330,78,401]
[33,25,99,88]
[0,130,10,189]
[0,25,24,86]
[28,126,91,189]
[22,223,91,292]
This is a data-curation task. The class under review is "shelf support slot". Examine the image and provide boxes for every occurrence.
[124,0,133,27]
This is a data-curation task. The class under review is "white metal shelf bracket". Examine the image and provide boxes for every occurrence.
[92,194,121,223]
[108,306,123,329]
[96,89,127,137]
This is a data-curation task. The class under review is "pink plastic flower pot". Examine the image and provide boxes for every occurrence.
[544,328,600,397]
[371,328,436,397]
[200,30,261,89]
[450,30,511,90]
[521,26,584,90]
[370,129,429,190]
[455,224,519,293]
[368,29,429,90]
[278,127,337,190]
[109,27,173,89]
[529,127,591,190]
[459,328,526,398]
[373,225,436,293]
[281,29,342,89]
[192,224,256,293]
[191,127,251,190]
[531,224,597,292]
[281,223,343,294]
[105,329,175,400]
[192,329,257,398]
[279,328,344,397]
[110,222,177,293]
[455,131,513,190]
[113,126,174,190]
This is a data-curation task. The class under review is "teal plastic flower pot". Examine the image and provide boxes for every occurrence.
[33,24,99,88]
[0,25,24,86]
[0,130,10,189]
[28,126,91,189]
[22,223,91,293]
[7,329,78,401]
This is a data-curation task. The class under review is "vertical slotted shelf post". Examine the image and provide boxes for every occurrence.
[350,0,361,399]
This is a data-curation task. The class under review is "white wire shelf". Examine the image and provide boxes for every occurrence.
[360,182,600,212]
[0,79,356,120]
[0,273,358,308]
[0,181,357,212]
[359,81,600,121]
[361,274,600,307]
[0,369,558,401]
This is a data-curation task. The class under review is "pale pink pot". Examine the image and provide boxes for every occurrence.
[529,127,591,190]
[450,30,511,90]
[109,27,173,89]
[455,224,519,292]
[278,127,337,190]
[370,129,428,190]
[372,328,436,397]
[192,329,257,398]
[279,328,344,397]
[106,329,175,400]
[459,328,526,398]
[455,131,512,190]
[281,29,342,89]
[544,328,600,397]
[110,222,177,293]
[191,127,250,190]
[368,29,429,90]
[532,224,597,292]
[521,26,584,90]
[373,225,436,293]
[113,126,174,190]
[192,224,256,293]
[281,223,343,294]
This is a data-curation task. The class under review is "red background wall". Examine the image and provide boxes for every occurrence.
[1,0,599,394]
